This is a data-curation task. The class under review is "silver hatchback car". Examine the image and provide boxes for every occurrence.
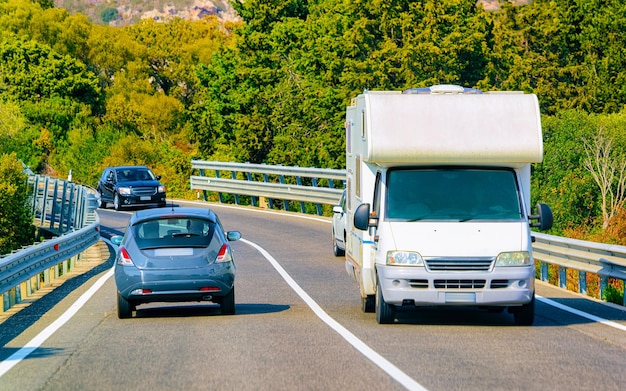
[111,207,241,318]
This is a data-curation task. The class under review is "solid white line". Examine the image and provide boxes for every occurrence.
[537,295,626,331]
[0,268,114,377]
[240,238,427,391]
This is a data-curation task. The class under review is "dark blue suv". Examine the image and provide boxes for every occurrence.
[97,166,166,211]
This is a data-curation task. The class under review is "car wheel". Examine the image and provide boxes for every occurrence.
[220,287,235,315]
[375,278,395,324]
[117,292,133,319]
[114,193,122,211]
[361,295,375,313]
[513,293,535,326]
[332,229,345,256]
[97,190,107,209]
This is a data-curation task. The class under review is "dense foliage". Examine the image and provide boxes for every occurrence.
[0,153,36,253]
[2,0,626,243]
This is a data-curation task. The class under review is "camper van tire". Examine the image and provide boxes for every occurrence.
[361,295,375,313]
[375,279,396,324]
[512,293,535,326]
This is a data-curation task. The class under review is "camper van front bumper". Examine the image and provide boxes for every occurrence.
[377,265,534,306]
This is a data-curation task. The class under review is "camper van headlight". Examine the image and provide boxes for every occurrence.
[495,251,530,266]
[387,251,424,266]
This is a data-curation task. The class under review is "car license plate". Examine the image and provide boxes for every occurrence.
[140,196,151,201]
[445,292,476,303]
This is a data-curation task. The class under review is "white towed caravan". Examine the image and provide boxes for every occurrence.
[343,85,553,325]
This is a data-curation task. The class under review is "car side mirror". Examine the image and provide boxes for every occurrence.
[333,205,343,214]
[155,175,162,180]
[111,235,123,246]
[530,203,553,231]
[227,231,241,241]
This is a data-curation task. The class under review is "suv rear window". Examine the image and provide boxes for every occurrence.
[133,218,217,248]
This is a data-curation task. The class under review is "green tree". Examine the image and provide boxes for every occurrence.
[0,152,35,253]
[0,38,101,111]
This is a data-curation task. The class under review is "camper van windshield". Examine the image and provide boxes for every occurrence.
[386,168,523,221]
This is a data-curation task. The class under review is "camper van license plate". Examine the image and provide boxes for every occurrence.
[445,292,476,303]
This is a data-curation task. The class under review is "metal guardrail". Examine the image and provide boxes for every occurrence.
[0,175,100,312]
[533,232,626,303]
[191,160,345,215]
[191,161,626,306]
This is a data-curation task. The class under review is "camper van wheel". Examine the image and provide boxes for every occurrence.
[513,294,535,326]
[375,280,396,324]
[361,295,375,313]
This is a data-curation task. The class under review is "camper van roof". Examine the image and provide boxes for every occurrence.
[356,90,543,167]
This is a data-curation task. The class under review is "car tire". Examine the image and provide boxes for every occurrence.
[117,292,133,319]
[361,295,375,313]
[332,229,345,257]
[513,293,535,326]
[375,278,395,324]
[220,287,235,315]
[97,190,107,208]
[114,193,122,211]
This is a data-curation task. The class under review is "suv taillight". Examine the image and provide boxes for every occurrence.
[216,244,232,263]
[118,247,135,266]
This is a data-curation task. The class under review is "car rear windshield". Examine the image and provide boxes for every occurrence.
[117,168,155,182]
[133,218,217,248]
[386,168,523,221]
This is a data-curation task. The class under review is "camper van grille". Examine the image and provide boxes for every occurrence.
[434,280,486,289]
[425,257,494,272]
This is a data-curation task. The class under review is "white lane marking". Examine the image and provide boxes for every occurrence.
[537,296,626,331]
[0,268,114,377]
[241,238,427,391]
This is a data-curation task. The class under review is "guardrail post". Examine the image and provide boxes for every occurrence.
[198,168,209,201]
[40,176,50,227]
[247,172,257,207]
[215,169,224,203]
[599,276,608,300]
[43,267,50,285]
[540,261,548,282]
[279,175,288,212]
[263,174,274,209]
[579,272,587,295]
[559,266,567,289]
[231,171,240,205]
[311,178,322,215]
[3,291,9,311]
[296,176,305,213]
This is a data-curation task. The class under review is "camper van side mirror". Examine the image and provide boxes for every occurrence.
[530,203,553,231]
[354,203,371,231]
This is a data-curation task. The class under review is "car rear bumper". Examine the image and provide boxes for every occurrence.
[115,265,235,303]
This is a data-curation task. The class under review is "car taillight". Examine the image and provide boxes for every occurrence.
[118,247,135,266]
[215,244,232,263]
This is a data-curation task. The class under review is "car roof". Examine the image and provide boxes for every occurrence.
[108,165,151,171]
[130,207,218,225]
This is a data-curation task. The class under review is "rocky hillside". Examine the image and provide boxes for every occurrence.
[54,0,239,26]
[54,1,532,27]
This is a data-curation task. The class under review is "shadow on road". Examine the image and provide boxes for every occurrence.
[0,244,115,354]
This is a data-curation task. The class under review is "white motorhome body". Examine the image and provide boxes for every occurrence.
[344,85,552,325]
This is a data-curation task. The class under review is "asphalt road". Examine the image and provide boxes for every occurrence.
[1,200,625,390]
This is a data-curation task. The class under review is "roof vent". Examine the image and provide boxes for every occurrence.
[403,84,482,94]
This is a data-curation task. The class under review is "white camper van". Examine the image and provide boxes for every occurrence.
[344,85,552,325]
